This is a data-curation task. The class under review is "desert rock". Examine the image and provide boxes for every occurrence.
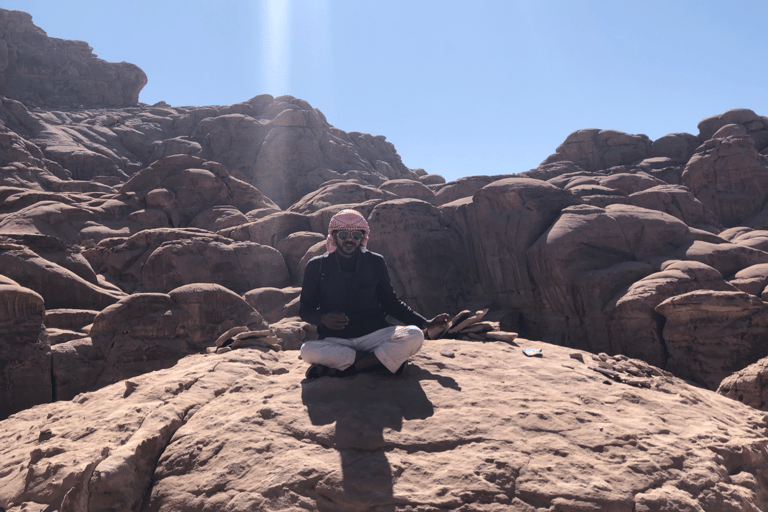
[656,289,768,389]
[0,9,147,108]
[541,129,652,172]
[51,283,267,400]
[3,340,768,511]
[0,281,49,418]
[681,134,768,227]
[367,198,475,317]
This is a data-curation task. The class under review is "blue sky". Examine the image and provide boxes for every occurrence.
[3,1,766,182]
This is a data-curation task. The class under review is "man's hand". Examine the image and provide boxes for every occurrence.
[321,312,349,330]
[425,313,451,329]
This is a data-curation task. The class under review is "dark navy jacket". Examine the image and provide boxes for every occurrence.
[299,249,427,339]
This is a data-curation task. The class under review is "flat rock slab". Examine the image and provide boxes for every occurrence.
[2,339,768,512]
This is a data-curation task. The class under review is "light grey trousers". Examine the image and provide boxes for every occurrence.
[300,325,424,373]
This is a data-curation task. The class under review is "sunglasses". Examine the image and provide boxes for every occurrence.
[336,230,365,241]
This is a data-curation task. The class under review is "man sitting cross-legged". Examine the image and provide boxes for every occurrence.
[299,209,450,379]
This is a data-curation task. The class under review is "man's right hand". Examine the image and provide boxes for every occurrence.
[320,312,349,330]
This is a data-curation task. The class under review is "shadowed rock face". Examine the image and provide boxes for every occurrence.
[0,9,147,108]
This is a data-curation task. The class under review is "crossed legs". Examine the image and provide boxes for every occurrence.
[300,325,424,375]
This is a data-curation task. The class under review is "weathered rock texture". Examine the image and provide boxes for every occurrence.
[3,340,768,512]
[0,9,147,108]
[6,10,768,509]
[0,277,49,418]
[7,102,768,403]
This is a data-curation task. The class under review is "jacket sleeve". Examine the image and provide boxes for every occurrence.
[299,257,324,326]
[376,258,427,328]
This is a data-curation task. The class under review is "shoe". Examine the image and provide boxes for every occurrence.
[305,363,357,379]
[354,353,407,376]
[305,363,332,379]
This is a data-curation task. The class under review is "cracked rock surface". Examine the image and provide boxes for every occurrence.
[3,338,768,512]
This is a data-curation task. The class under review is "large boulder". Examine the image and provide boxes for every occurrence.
[718,356,768,411]
[288,181,398,215]
[698,108,768,151]
[83,228,233,292]
[0,280,49,419]
[140,237,289,294]
[52,283,267,400]
[604,261,737,366]
[445,178,581,320]
[0,198,149,245]
[628,184,721,231]
[190,97,417,208]
[120,155,278,227]
[541,129,652,172]
[379,178,436,204]
[649,132,701,163]
[720,227,768,252]
[656,290,768,390]
[681,135,768,227]
[219,211,312,247]
[367,198,475,317]
[0,240,124,310]
[243,286,302,324]
[527,204,695,350]
[432,174,514,206]
[674,240,768,278]
[0,9,147,108]
[275,231,326,285]
[188,205,249,232]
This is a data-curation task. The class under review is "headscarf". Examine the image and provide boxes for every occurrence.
[326,209,370,253]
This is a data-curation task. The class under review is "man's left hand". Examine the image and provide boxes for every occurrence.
[425,313,451,329]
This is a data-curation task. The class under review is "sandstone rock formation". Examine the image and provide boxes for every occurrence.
[4,339,768,512]
[7,9,768,509]
[6,89,768,399]
[0,9,147,108]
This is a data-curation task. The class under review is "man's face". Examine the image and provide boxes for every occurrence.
[334,230,363,257]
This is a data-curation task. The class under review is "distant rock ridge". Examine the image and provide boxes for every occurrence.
[0,8,147,108]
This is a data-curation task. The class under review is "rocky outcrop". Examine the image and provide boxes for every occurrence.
[140,237,289,293]
[0,239,124,310]
[656,290,768,389]
[541,129,652,172]
[51,283,267,400]
[120,154,278,227]
[681,134,768,227]
[3,340,768,511]
[0,277,49,418]
[367,198,475,318]
[7,102,768,397]
[0,9,147,108]
[718,355,768,411]
[697,108,768,151]
[8,11,768,506]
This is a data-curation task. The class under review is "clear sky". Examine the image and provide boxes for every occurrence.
[3,1,767,182]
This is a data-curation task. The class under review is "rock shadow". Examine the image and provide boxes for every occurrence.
[301,365,459,511]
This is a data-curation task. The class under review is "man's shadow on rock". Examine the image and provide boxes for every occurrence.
[301,365,460,511]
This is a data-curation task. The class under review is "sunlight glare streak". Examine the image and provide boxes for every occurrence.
[261,0,291,95]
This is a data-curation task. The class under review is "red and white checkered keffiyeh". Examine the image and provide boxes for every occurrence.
[326,209,370,253]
